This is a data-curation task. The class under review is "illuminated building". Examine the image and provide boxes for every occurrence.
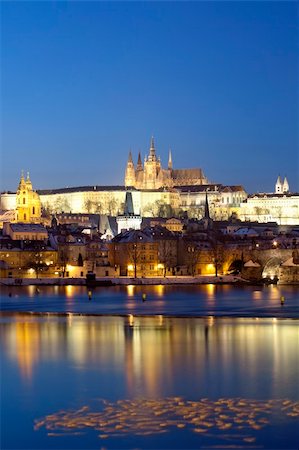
[15,172,41,223]
[125,137,209,189]
[239,177,299,225]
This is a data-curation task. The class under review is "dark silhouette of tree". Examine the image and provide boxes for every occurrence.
[78,253,83,267]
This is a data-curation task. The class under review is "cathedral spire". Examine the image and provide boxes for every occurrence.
[168,148,173,170]
[149,136,156,161]
[128,150,133,164]
[136,151,143,171]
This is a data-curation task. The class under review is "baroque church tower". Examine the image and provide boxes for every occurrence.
[16,171,41,223]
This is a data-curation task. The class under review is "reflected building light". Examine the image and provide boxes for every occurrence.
[158,315,163,326]
[269,285,280,301]
[253,290,262,300]
[15,322,40,381]
[67,313,73,327]
[129,314,134,327]
[206,283,215,300]
[155,284,165,297]
[65,285,74,298]
[28,285,35,298]
[127,285,135,297]
[208,316,214,327]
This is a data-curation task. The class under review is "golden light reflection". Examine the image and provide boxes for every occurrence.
[65,285,74,298]
[127,285,135,297]
[155,284,165,297]
[15,322,40,380]
[28,285,36,298]
[34,397,299,442]
[252,290,262,300]
[128,314,134,326]
[206,284,215,300]
[207,316,214,327]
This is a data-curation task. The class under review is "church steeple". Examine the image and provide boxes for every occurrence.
[148,136,157,161]
[128,150,133,164]
[18,170,26,191]
[168,149,173,170]
[204,191,210,220]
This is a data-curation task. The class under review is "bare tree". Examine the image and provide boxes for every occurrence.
[127,242,142,278]
[158,240,176,276]
[58,246,69,277]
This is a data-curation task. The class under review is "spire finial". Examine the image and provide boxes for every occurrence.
[27,171,30,180]
[149,136,156,160]
[168,148,173,170]
[150,136,155,149]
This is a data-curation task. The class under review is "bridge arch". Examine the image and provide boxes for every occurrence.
[262,257,282,279]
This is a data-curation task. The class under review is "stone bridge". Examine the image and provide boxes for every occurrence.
[222,247,298,282]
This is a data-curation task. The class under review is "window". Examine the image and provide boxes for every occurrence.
[33,206,35,214]
[23,198,26,204]
[24,213,26,220]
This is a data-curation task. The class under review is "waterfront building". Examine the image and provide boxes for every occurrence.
[3,222,48,241]
[0,235,57,279]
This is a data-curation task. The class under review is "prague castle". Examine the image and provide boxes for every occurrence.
[125,137,209,189]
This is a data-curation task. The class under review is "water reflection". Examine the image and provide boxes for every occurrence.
[1,316,298,397]
[34,397,299,443]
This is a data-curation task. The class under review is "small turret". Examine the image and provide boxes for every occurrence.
[26,171,33,189]
[282,176,289,193]
[18,170,26,190]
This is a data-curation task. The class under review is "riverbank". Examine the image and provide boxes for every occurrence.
[0,275,251,287]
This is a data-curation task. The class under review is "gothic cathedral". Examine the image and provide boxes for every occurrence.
[125,137,209,189]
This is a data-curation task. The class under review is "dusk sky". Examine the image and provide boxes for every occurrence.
[2,1,298,194]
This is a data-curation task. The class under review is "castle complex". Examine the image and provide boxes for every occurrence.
[0,138,298,226]
[125,137,209,189]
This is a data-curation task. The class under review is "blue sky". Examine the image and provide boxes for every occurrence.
[1,1,298,193]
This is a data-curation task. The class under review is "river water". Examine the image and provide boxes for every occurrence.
[0,284,299,317]
[1,285,298,449]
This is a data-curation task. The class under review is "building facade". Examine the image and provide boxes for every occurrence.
[239,177,299,225]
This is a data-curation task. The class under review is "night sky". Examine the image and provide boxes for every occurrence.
[2,1,298,194]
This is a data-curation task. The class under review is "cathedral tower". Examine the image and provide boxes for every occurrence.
[16,171,41,223]
[124,151,136,187]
